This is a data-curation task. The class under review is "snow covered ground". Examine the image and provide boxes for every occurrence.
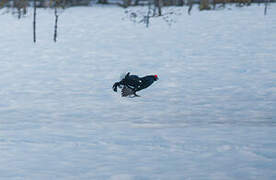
[0,4,276,180]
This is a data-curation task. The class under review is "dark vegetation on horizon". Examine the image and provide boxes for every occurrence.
[0,0,273,42]
[0,0,274,13]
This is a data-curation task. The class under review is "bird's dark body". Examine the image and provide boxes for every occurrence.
[113,72,158,97]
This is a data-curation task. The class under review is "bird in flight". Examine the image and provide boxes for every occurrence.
[113,72,159,97]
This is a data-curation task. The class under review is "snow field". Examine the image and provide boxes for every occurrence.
[0,4,275,179]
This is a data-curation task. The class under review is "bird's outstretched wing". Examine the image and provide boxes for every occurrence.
[120,72,130,81]
[121,86,134,97]
[121,86,140,97]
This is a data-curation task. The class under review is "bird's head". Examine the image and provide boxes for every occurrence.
[153,74,159,81]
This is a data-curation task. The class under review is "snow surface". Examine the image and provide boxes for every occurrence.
[0,4,276,180]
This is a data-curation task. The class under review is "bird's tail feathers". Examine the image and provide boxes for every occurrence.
[112,82,122,92]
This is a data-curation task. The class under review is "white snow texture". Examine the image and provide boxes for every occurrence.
[0,4,275,180]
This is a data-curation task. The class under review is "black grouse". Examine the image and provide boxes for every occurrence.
[113,72,158,97]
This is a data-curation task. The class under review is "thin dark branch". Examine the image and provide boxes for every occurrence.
[188,0,193,15]
[33,0,36,43]
[264,0,269,15]
[54,7,58,42]
[146,1,151,28]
